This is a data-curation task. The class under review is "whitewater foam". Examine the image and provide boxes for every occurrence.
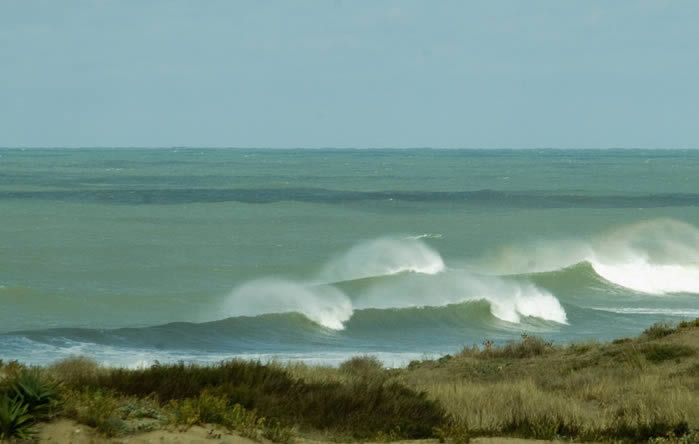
[590,261,699,294]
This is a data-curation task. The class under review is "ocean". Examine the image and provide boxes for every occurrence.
[1,148,698,367]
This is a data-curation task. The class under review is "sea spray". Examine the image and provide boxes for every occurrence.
[352,271,567,324]
[318,237,445,283]
[225,278,352,330]
[479,219,699,295]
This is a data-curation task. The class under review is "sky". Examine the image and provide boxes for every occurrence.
[1,0,698,148]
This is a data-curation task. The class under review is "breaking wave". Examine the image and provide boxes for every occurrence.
[223,237,566,329]
[480,219,699,295]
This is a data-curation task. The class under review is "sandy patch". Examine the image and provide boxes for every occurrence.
[35,419,257,443]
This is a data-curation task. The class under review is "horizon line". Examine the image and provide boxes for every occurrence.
[1,146,698,150]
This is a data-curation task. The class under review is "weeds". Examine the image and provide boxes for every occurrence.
[644,322,677,340]
[263,419,295,444]
[61,389,126,437]
[339,355,383,378]
[57,358,443,439]
[642,344,695,363]
[459,334,555,360]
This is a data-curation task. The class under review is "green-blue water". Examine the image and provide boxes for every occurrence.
[1,148,698,367]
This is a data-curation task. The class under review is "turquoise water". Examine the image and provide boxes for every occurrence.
[1,148,698,367]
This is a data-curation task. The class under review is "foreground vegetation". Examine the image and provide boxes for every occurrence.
[1,318,698,443]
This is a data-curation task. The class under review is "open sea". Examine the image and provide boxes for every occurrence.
[1,148,698,367]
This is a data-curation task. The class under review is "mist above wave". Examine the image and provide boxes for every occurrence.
[224,279,352,330]
[318,237,445,283]
[480,219,699,295]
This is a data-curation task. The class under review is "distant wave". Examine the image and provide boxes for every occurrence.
[589,307,699,317]
[404,233,444,240]
[1,188,699,208]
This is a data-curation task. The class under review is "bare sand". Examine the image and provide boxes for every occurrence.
[35,419,258,443]
[34,420,569,444]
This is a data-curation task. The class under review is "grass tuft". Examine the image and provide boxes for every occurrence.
[644,322,677,340]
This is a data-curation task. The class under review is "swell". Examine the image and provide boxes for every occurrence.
[4,301,556,354]
[1,188,698,208]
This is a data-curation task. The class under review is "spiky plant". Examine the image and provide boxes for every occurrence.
[0,395,33,440]
[9,369,60,417]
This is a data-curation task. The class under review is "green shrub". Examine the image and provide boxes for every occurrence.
[612,337,632,345]
[48,356,104,388]
[649,430,699,444]
[167,390,233,430]
[61,389,125,437]
[0,395,33,440]
[66,359,444,439]
[642,344,695,363]
[501,413,581,440]
[677,318,699,330]
[339,355,385,381]
[228,403,265,440]
[262,419,294,444]
[608,419,690,442]
[167,391,281,440]
[285,380,445,438]
[7,368,60,418]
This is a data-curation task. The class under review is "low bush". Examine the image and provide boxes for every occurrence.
[649,430,699,444]
[59,359,443,439]
[339,355,383,378]
[677,319,699,329]
[461,334,555,360]
[48,356,105,388]
[61,389,126,437]
[642,344,695,363]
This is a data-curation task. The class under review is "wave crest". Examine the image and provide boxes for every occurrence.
[225,279,352,330]
[482,219,699,295]
[319,237,445,283]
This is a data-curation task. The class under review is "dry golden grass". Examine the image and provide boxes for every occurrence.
[391,321,699,441]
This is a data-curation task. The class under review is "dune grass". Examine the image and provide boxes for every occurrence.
[395,319,699,442]
[1,318,698,442]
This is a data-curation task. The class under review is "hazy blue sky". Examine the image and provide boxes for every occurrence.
[1,1,698,148]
